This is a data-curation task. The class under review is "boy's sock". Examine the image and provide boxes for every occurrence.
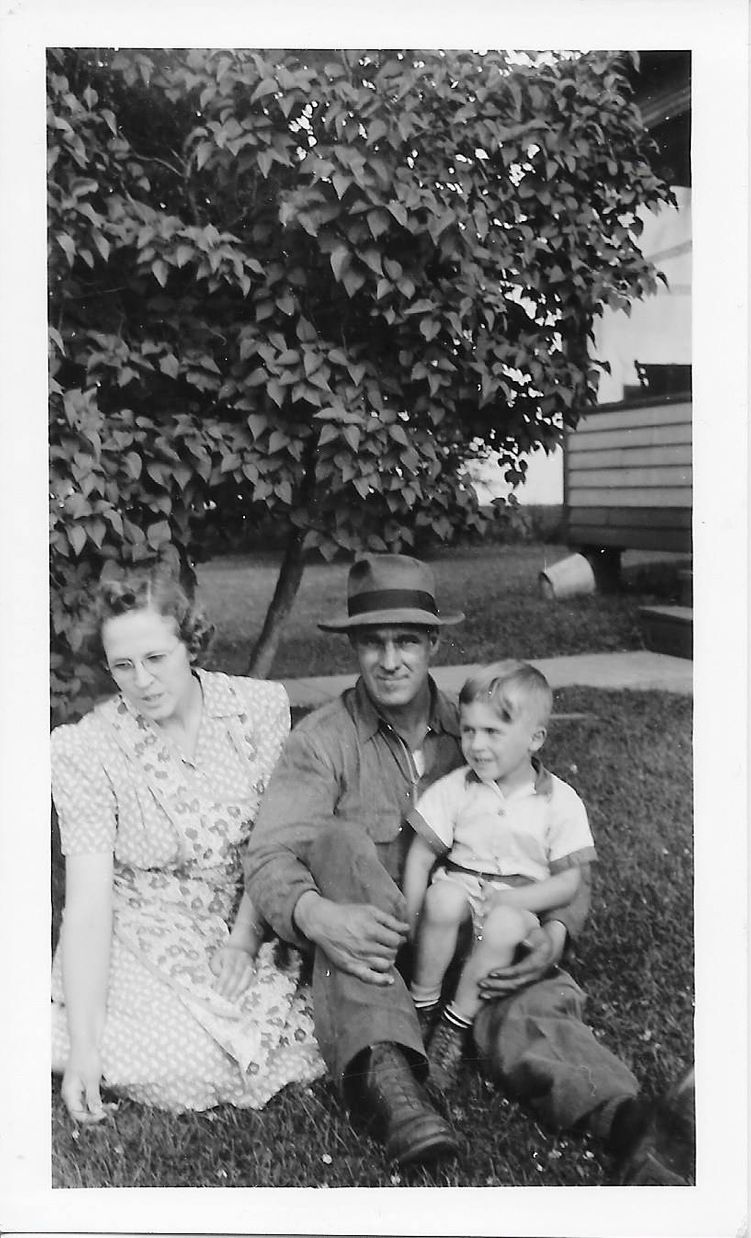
[443,1004,473,1031]
[410,984,442,1038]
[410,982,442,1009]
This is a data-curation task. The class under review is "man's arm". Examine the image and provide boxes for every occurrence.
[293,889,408,986]
[244,725,340,947]
[245,719,409,981]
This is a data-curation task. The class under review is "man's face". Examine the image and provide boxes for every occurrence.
[351,625,439,711]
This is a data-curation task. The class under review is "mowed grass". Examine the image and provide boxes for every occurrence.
[197,543,684,678]
[51,685,693,1189]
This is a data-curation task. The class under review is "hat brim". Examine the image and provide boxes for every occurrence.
[318,607,465,632]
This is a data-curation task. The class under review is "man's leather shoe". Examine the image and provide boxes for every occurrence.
[354,1042,460,1167]
[616,1068,695,1185]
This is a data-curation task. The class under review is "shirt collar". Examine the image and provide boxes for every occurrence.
[350,675,461,742]
[119,668,241,723]
[194,668,244,718]
[465,756,554,799]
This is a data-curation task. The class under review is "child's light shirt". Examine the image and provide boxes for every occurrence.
[407,759,596,880]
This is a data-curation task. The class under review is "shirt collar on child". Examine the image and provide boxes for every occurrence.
[464,756,554,800]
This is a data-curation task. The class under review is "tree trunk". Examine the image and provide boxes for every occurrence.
[178,551,197,596]
[246,527,307,677]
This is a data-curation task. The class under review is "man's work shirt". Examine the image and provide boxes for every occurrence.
[245,677,463,946]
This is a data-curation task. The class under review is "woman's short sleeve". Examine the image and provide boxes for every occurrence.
[233,677,290,795]
[51,720,117,856]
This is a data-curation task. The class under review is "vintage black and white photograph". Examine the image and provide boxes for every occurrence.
[0,2,747,1236]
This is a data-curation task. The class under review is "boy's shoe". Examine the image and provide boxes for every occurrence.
[428,1017,468,1091]
[616,1068,695,1186]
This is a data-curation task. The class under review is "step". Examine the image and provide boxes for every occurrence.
[639,605,693,660]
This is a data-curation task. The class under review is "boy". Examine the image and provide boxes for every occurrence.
[404,660,596,1088]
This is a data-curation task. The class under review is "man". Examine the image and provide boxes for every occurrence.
[245,554,694,1180]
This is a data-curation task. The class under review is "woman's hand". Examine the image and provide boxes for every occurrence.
[210,943,256,1000]
[61,1044,106,1124]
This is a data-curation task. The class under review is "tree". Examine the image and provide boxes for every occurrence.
[48,47,673,719]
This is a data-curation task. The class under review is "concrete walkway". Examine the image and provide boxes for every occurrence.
[282,650,693,709]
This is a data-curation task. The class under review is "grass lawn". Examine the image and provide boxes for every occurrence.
[51,683,693,1189]
[197,542,684,679]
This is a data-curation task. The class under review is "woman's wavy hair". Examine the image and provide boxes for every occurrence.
[85,566,215,664]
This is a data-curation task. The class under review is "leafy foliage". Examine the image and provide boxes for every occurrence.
[48,47,673,716]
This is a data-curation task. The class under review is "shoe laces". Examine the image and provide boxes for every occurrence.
[368,1043,424,1110]
[430,1020,466,1071]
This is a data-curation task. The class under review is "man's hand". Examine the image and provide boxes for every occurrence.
[295,892,409,986]
[478,921,567,998]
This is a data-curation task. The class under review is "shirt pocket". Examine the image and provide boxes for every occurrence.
[332,806,404,845]
[335,739,412,844]
[362,806,404,844]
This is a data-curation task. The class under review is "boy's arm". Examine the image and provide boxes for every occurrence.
[537,784,596,941]
[488,866,581,915]
[541,862,592,940]
[403,835,438,936]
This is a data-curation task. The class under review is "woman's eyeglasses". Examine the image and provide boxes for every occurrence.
[107,645,181,681]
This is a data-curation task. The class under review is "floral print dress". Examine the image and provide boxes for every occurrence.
[51,670,325,1112]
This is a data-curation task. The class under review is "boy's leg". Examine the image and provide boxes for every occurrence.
[427,903,538,1091]
[452,904,538,1022]
[411,879,471,1001]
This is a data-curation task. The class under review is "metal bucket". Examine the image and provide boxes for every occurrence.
[539,553,596,600]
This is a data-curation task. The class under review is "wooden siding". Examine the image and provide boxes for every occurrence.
[564,397,692,553]
[566,506,691,553]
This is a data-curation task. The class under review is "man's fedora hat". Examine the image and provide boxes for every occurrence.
[318,554,464,632]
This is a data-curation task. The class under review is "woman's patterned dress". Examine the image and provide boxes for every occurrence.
[51,670,324,1112]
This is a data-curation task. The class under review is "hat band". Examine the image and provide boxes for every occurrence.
[348,588,438,618]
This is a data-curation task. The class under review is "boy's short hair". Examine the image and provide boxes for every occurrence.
[459,660,553,730]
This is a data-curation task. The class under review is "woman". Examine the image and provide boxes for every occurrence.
[51,566,324,1120]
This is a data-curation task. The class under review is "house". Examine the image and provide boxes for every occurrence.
[562,50,692,655]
